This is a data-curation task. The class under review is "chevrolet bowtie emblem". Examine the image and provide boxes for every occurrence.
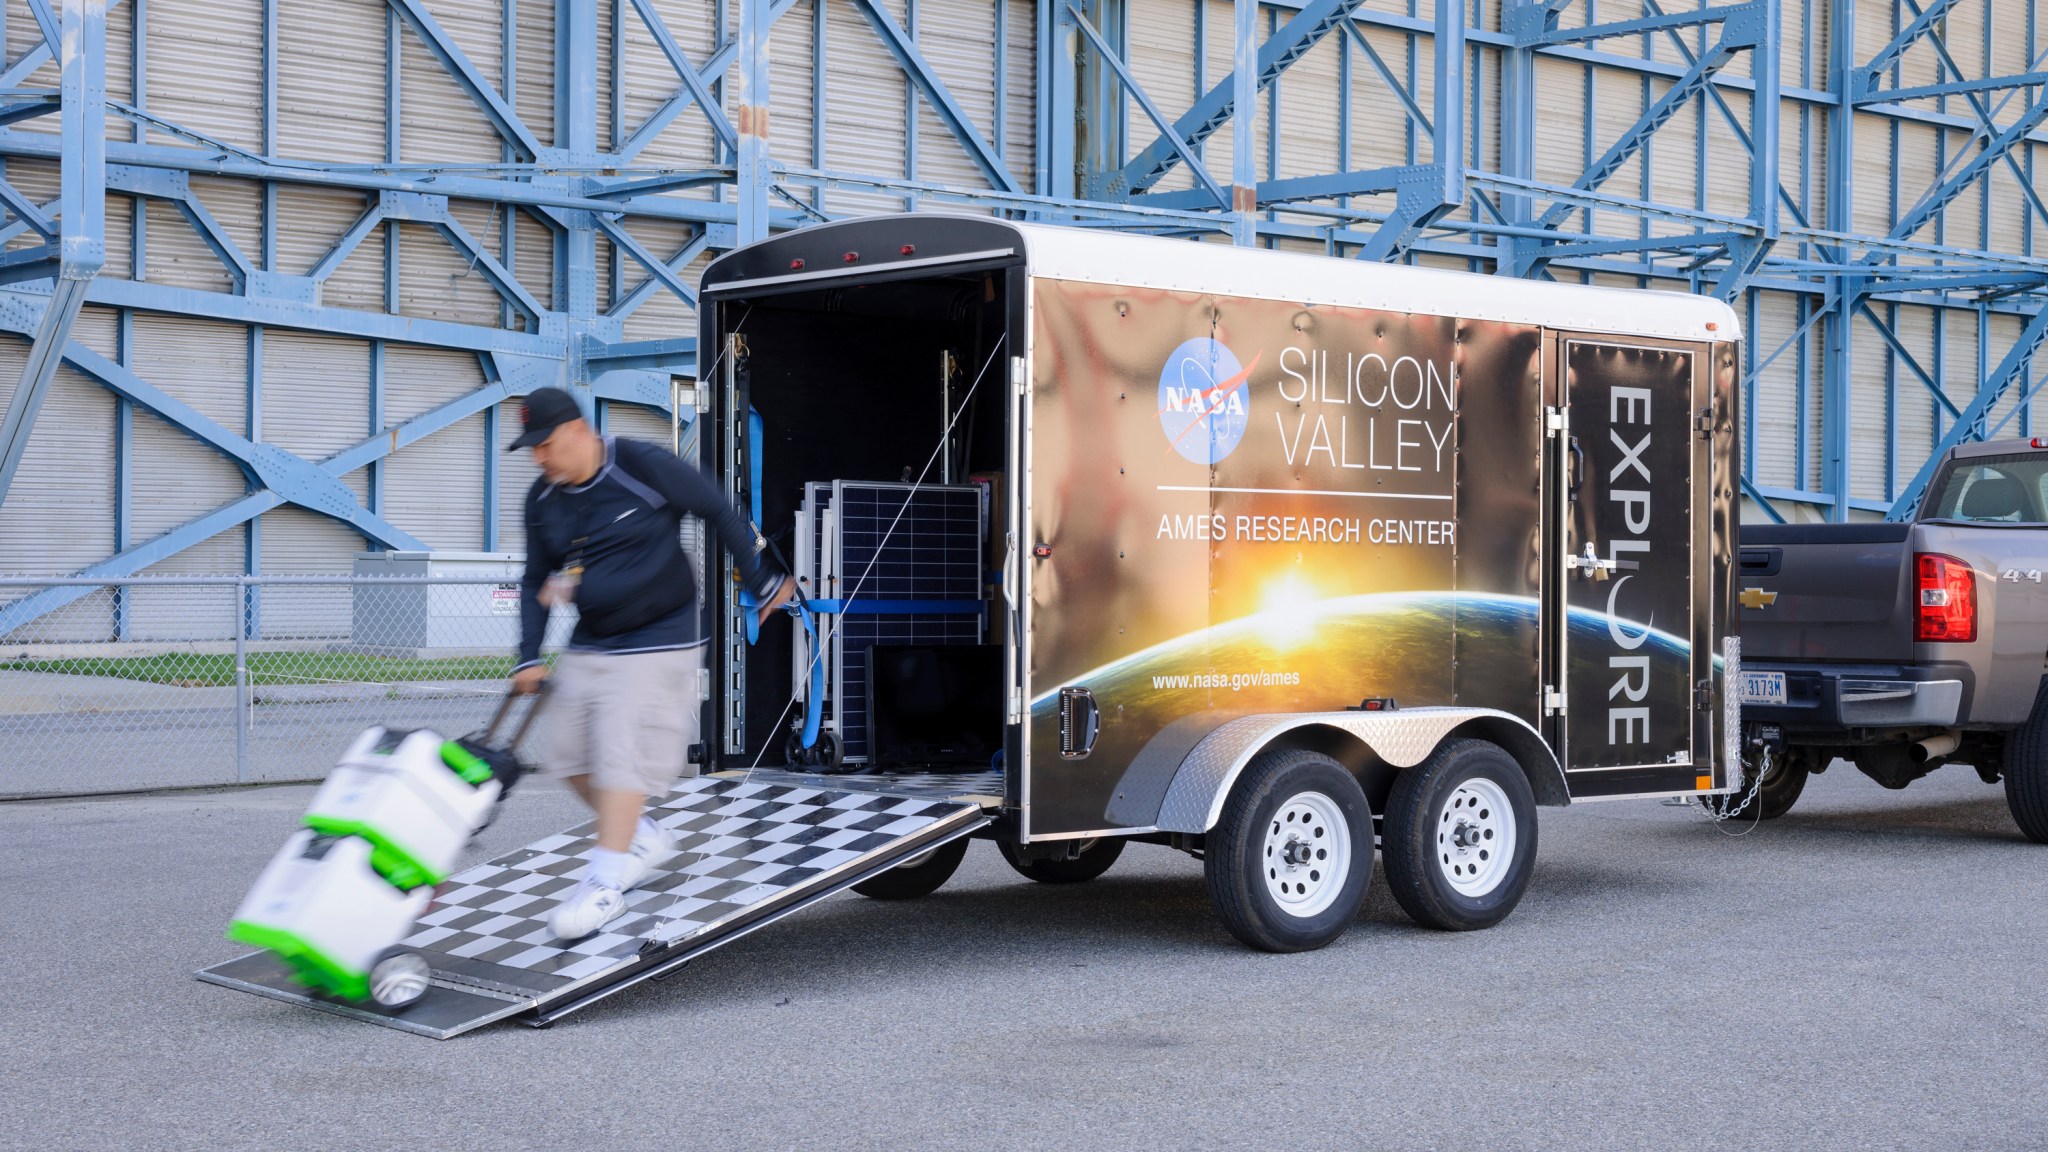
[1739,587,1778,610]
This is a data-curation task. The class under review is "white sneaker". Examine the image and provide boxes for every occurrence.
[549,877,626,941]
[622,819,678,890]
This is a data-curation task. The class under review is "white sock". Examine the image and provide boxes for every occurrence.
[586,846,633,890]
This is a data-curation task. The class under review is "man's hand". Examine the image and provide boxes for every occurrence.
[756,575,797,624]
[511,664,549,696]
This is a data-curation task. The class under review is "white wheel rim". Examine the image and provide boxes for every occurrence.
[1435,777,1515,897]
[1262,790,1351,918]
[370,953,431,1006]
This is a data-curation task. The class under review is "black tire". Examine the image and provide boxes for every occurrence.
[2005,679,2048,844]
[852,836,969,899]
[1203,747,1373,953]
[1382,739,1538,932]
[996,837,1125,884]
[784,729,849,773]
[1700,749,1808,821]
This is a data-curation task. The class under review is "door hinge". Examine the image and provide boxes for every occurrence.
[1543,686,1565,715]
[1010,355,1029,396]
[1695,679,1714,711]
[1696,405,1715,437]
[1545,406,1568,435]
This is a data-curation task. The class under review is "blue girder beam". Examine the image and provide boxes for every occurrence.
[1532,8,1759,232]
[624,0,738,155]
[1889,306,2048,520]
[1117,0,1368,196]
[386,0,545,160]
[1064,0,1231,208]
[0,0,102,510]
[1888,89,2048,246]
[1851,0,1965,99]
[846,0,1021,194]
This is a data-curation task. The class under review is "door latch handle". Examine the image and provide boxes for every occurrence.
[1566,543,1616,581]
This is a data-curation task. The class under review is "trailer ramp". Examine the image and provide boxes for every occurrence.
[199,770,995,1038]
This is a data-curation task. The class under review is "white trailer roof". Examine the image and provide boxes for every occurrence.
[1009,220,1742,344]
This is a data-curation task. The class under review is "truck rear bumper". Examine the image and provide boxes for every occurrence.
[1744,662,1970,735]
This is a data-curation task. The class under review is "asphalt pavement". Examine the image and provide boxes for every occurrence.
[3,763,2044,1150]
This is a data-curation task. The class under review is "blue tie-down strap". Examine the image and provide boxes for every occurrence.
[796,606,825,748]
[801,599,985,616]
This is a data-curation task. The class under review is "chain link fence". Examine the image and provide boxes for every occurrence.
[0,575,574,798]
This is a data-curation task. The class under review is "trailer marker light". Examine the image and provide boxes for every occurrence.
[843,251,859,263]
[789,258,804,270]
[1032,543,1053,558]
[1915,552,1977,643]
[1352,697,1399,712]
[900,244,915,255]
[2033,437,2048,449]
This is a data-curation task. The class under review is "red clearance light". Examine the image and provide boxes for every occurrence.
[1915,552,1977,643]
[843,251,860,263]
[2033,437,2048,449]
[789,258,804,270]
[900,244,916,255]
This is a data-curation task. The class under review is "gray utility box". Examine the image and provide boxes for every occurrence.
[351,552,572,655]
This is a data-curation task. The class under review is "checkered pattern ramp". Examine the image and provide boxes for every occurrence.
[402,774,985,997]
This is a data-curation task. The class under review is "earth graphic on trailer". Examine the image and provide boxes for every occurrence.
[1030,592,1693,722]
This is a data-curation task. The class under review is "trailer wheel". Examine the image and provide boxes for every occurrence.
[368,949,432,1009]
[2005,679,2048,844]
[1382,739,1537,932]
[996,837,1125,884]
[1701,748,1808,821]
[852,836,970,900]
[1203,748,1372,953]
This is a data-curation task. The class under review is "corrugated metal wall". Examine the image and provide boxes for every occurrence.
[7,0,2047,643]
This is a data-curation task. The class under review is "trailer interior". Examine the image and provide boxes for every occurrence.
[705,259,1022,786]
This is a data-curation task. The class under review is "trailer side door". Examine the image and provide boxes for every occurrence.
[1557,338,1710,798]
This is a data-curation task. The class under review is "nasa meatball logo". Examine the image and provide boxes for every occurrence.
[1158,338,1257,465]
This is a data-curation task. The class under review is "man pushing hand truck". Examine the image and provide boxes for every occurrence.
[508,386,795,941]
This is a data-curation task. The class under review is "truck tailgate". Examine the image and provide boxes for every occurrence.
[1739,522,1914,662]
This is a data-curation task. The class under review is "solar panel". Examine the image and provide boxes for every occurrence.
[825,481,985,764]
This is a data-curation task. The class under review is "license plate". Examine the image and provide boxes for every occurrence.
[1739,671,1786,706]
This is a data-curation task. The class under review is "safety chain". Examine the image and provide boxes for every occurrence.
[1687,743,1770,832]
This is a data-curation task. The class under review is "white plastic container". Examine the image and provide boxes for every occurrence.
[228,830,434,1001]
[302,727,503,888]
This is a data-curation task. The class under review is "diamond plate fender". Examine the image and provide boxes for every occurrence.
[1152,707,1567,834]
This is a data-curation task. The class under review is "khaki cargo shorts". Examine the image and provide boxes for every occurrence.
[541,645,704,796]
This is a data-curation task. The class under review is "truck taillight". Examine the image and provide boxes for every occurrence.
[1915,552,1977,643]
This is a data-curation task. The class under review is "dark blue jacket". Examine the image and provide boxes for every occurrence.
[516,436,782,668]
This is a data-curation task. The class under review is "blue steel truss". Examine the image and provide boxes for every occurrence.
[0,0,2046,631]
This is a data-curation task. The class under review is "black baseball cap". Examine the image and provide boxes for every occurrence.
[508,387,585,450]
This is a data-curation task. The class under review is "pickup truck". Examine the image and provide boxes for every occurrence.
[1734,437,2048,842]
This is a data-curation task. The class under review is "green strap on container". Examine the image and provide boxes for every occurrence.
[226,920,371,1002]
[440,740,494,784]
[301,817,443,889]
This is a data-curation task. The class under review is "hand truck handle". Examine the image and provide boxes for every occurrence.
[482,681,550,750]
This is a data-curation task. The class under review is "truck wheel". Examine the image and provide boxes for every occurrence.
[368,949,432,1009]
[1203,748,1372,953]
[1702,749,1808,821]
[852,836,969,900]
[2005,680,2048,844]
[996,837,1125,884]
[1382,739,1538,932]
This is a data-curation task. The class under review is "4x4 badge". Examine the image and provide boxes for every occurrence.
[1739,587,1777,609]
